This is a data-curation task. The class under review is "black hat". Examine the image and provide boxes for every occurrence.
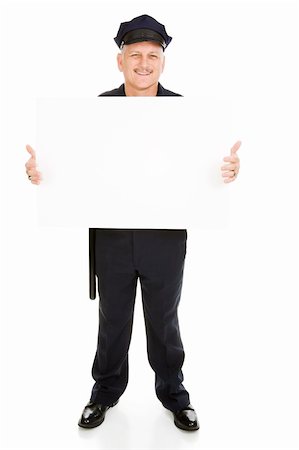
[114,14,172,51]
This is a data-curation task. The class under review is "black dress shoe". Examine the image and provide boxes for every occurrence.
[78,399,119,428]
[173,404,199,431]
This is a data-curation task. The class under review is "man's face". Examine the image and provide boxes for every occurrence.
[117,41,165,92]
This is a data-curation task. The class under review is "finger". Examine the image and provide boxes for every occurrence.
[28,174,39,181]
[223,155,239,162]
[230,140,242,154]
[223,175,237,183]
[27,170,41,180]
[222,171,235,177]
[29,175,41,183]
[26,144,36,159]
[25,159,37,170]
[26,168,38,176]
[221,163,236,170]
[223,177,237,184]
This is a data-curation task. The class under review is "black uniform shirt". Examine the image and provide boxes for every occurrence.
[98,82,182,97]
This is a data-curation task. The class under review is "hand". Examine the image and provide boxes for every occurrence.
[25,144,42,185]
[221,140,241,183]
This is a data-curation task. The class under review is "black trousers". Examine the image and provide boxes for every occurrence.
[89,228,190,412]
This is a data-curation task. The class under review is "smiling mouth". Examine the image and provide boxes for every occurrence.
[135,71,152,76]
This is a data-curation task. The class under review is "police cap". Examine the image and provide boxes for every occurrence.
[114,14,172,51]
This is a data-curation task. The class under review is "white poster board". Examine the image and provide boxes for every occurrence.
[36,97,232,229]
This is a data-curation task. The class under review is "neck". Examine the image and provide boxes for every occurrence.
[124,82,159,96]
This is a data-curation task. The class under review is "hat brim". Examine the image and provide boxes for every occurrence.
[120,28,167,49]
[122,37,165,48]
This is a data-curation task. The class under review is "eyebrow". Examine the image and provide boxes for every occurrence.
[128,50,160,55]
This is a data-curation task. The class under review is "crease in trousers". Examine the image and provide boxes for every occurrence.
[90,228,190,412]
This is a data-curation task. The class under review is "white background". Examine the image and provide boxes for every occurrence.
[1,0,298,449]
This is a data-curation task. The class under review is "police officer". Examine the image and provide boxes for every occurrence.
[25,14,241,432]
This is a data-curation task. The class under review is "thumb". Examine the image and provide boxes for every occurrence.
[230,140,242,154]
[26,144,36,158]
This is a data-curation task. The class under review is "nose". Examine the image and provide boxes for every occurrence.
[139,55,151,70]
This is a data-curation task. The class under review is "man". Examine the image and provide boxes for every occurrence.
[25,14,241,432]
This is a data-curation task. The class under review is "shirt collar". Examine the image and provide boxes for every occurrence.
[121,82,163,96]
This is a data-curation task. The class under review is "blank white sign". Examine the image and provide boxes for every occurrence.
[36,97,232,229]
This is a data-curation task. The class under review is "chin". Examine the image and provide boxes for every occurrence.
[133,78,156,90]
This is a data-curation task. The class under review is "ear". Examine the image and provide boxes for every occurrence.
[117,53,123,72]
[161,54,166,73]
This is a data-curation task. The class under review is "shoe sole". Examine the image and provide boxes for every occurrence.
[78,400,119,429]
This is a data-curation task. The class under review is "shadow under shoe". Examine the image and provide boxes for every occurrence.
[78,399,119,428]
